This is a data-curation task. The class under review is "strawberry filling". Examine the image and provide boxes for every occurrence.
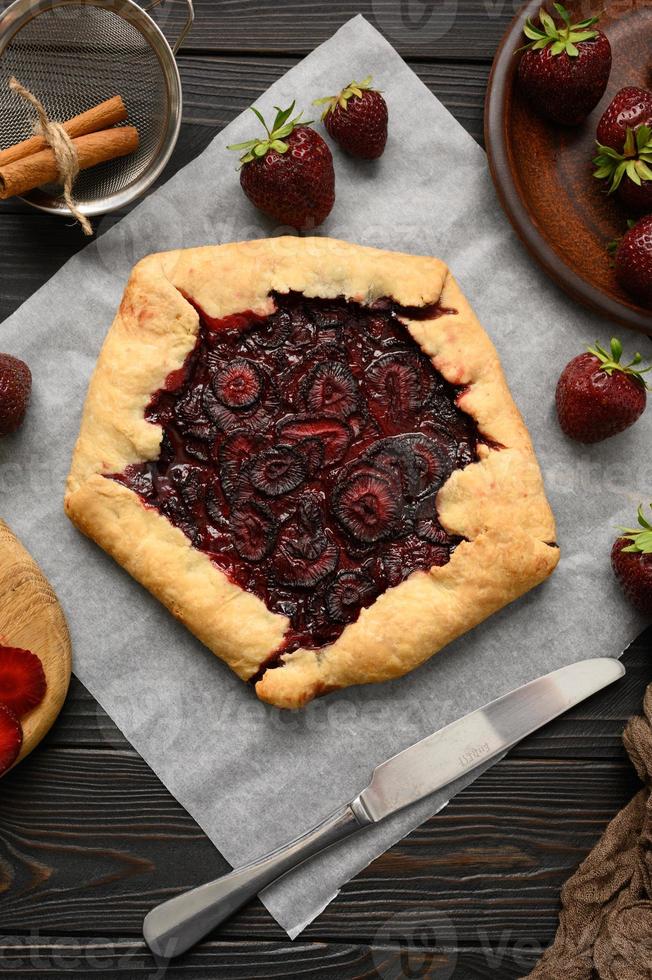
[113,292,481,660]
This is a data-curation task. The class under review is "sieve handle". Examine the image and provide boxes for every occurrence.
[145,0,194,55]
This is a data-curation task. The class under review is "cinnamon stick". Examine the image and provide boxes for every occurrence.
[0,96,128,168]
[0,126,139,200]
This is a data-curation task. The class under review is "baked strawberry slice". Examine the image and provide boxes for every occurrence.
[248,445,306,496]
[0,646,47,717]
[367,351,432,421]
[593,124,652,214]
[231,501,278,562]
[303,360,358,417]
[325,570,378,622]
[0,703,22,775]
[332,472,403,544]
[555,337,650,443]
[212,359,264,409]
[277,416,352,464]
[517,3,611,126]
[227,102,335,231]
[612,504,652,616]
[273,498,339,587]
[314,75,388,159]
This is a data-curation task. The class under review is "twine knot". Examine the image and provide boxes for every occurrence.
[9,77,92,235]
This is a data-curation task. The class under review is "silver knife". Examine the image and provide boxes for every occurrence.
[143,657,624,959]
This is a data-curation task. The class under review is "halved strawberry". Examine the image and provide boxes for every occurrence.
[0,703,22,775]
[0,646,47,717]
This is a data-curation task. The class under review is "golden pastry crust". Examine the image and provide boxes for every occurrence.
[65,237,559,708]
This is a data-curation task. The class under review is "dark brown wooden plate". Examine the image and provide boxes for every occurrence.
[485,0,652,335]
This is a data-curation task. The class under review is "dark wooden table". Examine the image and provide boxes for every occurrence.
[1,2,650,977]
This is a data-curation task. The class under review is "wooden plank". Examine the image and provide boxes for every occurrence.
[0,937,547,978]
[148,0,512,61]
[0,746,640,943]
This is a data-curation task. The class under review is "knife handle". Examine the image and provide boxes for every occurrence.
[143,800,370,959]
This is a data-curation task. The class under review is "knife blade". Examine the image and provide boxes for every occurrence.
[356,657,624,822]
[144,657,624,959]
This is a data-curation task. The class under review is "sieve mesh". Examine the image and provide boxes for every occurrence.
[0,3,171,207]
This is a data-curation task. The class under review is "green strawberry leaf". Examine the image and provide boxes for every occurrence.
[226,139,258,151]
[553,2,571,25]
[587,337,652,389]
[226,101,312,167]
[538,8,557,33]
[272,104,294,130]
[249,106,268,132]
[273,123,295,139]
[619,505,652,554]
[519,4,599,55]
[593,129,652,192]
[313,75,379,116]
[523,19,546,40]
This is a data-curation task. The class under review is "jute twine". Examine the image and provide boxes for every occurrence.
[9,77,93,235]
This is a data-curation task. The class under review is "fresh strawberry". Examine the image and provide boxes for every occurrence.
[0,353,31,437]
[0,646,47,717]
[596,86,652,149]
[0,703,22,775]
[593,123,652,214]
[517,3,611,126]
[314,76,388,159]
[611,504,652,616]
[227,103,335,231]
[555,337,649,443]
[614,215,652,308]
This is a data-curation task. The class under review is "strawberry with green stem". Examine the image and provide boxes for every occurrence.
[227,103,335,232]
[314,76,388,159]
[612,504,652,616]
[517,3,612,126]
[555,337,650,443]
[593,124,652,214]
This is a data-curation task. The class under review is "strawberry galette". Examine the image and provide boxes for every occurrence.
[65,238,558,708]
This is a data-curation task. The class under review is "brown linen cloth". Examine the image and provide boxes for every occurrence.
[526,683,652,979]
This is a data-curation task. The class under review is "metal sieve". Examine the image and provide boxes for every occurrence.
[0,0,193,217]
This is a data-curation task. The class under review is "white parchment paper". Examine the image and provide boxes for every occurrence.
[1,15,649,938]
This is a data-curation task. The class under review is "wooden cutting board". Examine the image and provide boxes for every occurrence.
[0,520,71,773]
